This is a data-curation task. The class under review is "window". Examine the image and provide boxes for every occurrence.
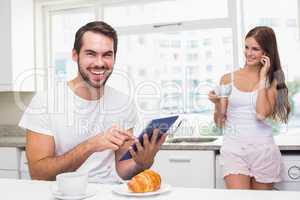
[104,0,232,135]
[241,0,300,134]
[187,40,199,48]
[50,7,95,80]
[40,0,234,136]
[103,0,228,27]
[40,0,300,136]
[113,28,233,119]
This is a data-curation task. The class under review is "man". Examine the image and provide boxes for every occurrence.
[19,21,166,183]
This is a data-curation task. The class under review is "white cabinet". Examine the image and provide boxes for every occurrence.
[0,147,20,179]
[215,154,225,189]
[273,155,300,191]
[20,150,30,180]
[0,0,35,91]
[0,170,19,179]
[152,150,215,188]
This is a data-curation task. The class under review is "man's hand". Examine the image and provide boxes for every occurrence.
[129,128,166,169]
[89,125,134,152]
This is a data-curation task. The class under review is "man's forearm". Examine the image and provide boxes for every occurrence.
[29,139,95,180]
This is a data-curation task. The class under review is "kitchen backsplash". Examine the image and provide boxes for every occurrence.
[0,125,25,136]
[0,92,34,125]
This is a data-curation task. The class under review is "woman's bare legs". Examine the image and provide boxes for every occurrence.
[224,174,251,189]
[251,178,273,190]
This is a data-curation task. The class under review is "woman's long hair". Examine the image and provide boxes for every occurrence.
[246,26,290,123]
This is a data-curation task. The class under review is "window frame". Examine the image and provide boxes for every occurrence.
[37,0,239,114]
[36,0,300,87]
[100,0,239,115]
[36,0,300,134]
[99,0,239,69]
[35,0,97,91]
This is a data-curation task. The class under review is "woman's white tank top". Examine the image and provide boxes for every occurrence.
[224,73,273,137]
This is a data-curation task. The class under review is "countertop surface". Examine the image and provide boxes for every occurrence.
[1,178,300,200]
[0,125,25,147]
[161,136,300,151]
[0,125,300,151]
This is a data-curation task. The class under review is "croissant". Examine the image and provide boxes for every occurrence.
[127,169,161,193]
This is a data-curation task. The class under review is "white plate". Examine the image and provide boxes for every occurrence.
[51,183,98,200]
[112,183,171,197]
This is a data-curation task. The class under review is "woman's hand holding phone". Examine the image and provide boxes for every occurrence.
[260,55,271,79]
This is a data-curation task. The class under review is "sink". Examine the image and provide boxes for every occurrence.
[167,137,218,143]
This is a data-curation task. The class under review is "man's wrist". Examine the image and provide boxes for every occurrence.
[86,135,100,153]
[133,163,146,175]
[135,161,153,171]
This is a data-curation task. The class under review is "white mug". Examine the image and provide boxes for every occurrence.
[214,84,232,98]
[56,172,88,196]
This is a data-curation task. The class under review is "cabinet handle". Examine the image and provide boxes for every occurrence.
[168,157,191,163]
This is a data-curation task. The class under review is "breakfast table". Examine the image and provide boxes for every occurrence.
[1,178,299,200]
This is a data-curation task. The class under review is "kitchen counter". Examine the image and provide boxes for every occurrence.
[0,136,26,148]
[0,125,25,148]
[161,135,300,151]
[1,178,300,200]
[162,137,221,150]
[0,125,300,151]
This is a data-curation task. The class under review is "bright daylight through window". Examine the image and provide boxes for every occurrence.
[47,0,300,136]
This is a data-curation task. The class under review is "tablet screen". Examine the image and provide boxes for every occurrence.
[120,115,179,161]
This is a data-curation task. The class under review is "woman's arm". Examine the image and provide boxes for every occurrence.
[256,79,277,120]
[209,73,231,128]
[256,55,278,120]
[213,102,224,128]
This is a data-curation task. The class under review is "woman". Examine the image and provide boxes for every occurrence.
[208,26,290,190]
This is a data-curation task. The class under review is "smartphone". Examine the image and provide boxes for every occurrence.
[119,115,179,161]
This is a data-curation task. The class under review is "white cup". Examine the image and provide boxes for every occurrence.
[56,172,88,196]
[214,84,232,98]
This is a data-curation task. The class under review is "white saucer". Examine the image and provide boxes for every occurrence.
[112,183,172,197]
[51,184,98,200]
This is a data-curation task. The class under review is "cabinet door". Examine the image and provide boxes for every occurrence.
[20,172,31,180]
[0,170,19,179]
[0,147,20,179]
[0,148,20,170]
[215,154,225,189]
[20,150,30,180]
[152,150,215,188]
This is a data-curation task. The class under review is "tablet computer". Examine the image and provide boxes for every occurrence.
[120,115,179,161]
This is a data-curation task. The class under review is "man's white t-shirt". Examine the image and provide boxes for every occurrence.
[19,82,138,183]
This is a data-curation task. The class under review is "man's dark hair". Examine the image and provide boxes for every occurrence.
[73,21,118,56]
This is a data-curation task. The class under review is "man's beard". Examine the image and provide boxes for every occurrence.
[77,62,112,89]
